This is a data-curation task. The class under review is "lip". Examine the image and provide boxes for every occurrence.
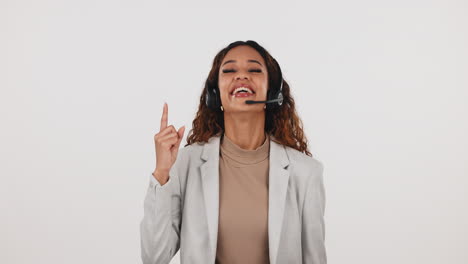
[230,83,255,95]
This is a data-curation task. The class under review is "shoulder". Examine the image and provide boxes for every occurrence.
[284,145,323,171]
[283,145,324,184]
[175,143,203,163]
[177,135,220,160]
[173,139,209,167]
[281,146,326,208]
[168,143,204,184]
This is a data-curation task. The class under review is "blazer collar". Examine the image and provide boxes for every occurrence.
[200,134,290,264]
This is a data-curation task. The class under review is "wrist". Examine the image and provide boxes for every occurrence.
[152,169,169,183]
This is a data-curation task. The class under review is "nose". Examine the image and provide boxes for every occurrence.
[235,72,249,80]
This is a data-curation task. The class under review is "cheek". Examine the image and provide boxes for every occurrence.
[257,80,269,94]
[218,80,230,96]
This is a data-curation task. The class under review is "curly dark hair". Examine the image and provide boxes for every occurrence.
[184,40,313,157]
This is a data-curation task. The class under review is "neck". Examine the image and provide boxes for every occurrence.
[223,111,266,150]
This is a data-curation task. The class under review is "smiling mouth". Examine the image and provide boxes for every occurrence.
[230,86,255,95]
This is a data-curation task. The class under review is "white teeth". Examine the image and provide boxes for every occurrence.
[232,87,254,95]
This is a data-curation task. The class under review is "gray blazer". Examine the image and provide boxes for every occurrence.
[140,134,326,264]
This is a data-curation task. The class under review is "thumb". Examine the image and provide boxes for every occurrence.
[175,125,186,148]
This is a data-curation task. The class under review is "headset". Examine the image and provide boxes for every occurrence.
[205,59,284,111]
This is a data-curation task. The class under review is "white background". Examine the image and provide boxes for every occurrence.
[1,0,467,263]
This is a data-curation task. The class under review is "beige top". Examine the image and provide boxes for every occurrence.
[215,133,271,264]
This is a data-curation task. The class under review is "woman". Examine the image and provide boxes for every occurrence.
[140,40,326,264]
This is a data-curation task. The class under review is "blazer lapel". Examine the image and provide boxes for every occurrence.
[199,134,290,264]
[267,136,290,264]
[200,135,221,263]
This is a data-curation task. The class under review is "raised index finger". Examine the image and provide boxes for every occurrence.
[159,102,168,132]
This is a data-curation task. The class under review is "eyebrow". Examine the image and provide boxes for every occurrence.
[222,59,263,67]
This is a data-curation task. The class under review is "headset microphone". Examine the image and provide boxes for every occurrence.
[245,92,283,105]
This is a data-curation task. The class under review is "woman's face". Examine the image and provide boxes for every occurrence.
[218,45,268,113]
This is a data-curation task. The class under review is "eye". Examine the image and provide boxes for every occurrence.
[222,68,262,73]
